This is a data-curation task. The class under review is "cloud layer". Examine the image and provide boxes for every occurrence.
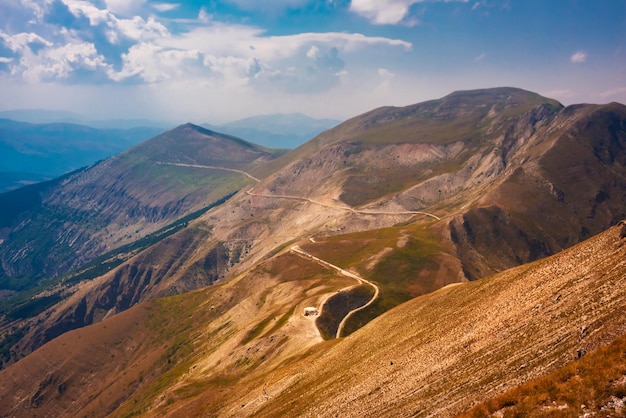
[0,0,411,92]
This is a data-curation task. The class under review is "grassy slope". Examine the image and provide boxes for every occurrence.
[300,222,461,335]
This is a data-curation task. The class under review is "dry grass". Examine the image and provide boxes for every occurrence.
[459,332,626,417]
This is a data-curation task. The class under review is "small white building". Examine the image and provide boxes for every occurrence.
[303,307,319,316]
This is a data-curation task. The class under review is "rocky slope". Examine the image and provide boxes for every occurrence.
[1,87,626,411]
[1,223,624,417]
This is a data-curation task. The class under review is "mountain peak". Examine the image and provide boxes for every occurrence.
[442,86,563,109]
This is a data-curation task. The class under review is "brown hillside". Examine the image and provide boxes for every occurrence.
[3,88,626,400]
[3,222,622,417]
[240,224,626,417]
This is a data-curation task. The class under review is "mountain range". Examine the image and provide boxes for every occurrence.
[0,87,625,417]
[203,113,341,149]
[0,113,339,193]
[0,119,165,192]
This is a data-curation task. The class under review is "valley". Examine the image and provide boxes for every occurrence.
[0,87,625,417]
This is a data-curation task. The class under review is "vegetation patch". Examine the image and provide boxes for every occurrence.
[316,284,375,339]
[302,225,444,335]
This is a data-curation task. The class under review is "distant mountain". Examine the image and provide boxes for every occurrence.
[204,113,341,149]
[0,172,49,194]
[0,110,173,130]
[0,109,84,124]
[0,119,166,191]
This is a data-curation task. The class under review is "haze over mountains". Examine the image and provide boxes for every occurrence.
[0,87,625,417]
[0,113,339,193]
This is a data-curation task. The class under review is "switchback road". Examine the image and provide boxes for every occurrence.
[291,245,380,338]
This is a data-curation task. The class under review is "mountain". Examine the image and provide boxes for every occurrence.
[204,113,341,149]
[0,119,165,191]
[0,172,49,194]
[0,109,174,130]
[1,87,626,415]
[0,109,84,124]
[0,123,283,295]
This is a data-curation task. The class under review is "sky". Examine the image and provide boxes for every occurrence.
[0,0,625,124]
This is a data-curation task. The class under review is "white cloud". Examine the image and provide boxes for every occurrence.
[158,25,411,66]
[378,68,395,78]
[198,7,212,23]
[20,0,54,23]
[62,0,169,43]
[307,45,321,59]
[152,3,180,13]
[599,86,626,99]
[570,51,587,63]
[474,52,486,62]
[109,42,202,82]
[19,42,111,82]
[0,31,52,52]
[0,57,13,63]
[104,0,147,17]
[222,0,313,12]
[350,0,414,25]
[349,0,469,25]
[62,0,111,26]
[115,16,169,42]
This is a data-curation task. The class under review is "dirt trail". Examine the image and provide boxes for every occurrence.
[155,162,261,182]
[157,162,439,220]
[248,190,440,220]
[290,245,380,338]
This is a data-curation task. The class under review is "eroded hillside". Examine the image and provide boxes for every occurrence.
[1,88,626,416]
[1,222,624,417]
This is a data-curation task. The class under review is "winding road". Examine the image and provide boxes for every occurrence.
[155,162,261,182]
[246,190,441,221]
[158,161,440,338]
[156,161,440,220]
[291,245,380,338]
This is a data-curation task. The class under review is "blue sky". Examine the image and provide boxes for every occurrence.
[0,0,625,124]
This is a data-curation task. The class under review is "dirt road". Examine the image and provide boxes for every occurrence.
[155,162,260,182]
[247,190,440,220]
[291,245,380,338]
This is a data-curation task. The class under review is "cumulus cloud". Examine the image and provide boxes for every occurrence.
[0,31,52,55]
[570,51,587,63]
[350,0,469,25]
[0,0,413,100]
[109,42,202,82]
[153,25,410,94]
[18,41,110,82]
